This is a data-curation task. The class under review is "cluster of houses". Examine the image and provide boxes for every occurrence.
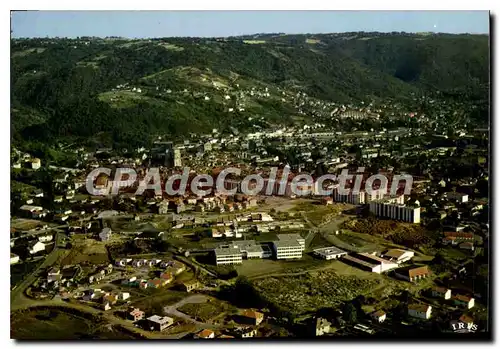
[119,260,188,290]
[10,233,54,258]
[193,309,265,339]
[442,231,476,251]
[168,212,272,231]
[124,303,264,337]
[431,286,476,309]
[156,195,259,215]
[88,264,114,284]
[209,219,304,239]
[12,154,41,170]
[81,288,131,311]
[38,265,82,292]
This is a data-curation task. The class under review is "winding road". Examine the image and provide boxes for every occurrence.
[163,294,222,330]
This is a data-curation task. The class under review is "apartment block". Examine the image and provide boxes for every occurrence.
[273,234,305,259]
[369,200,420,223]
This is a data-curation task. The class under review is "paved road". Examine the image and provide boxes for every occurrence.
[11,298,155,339]
[163,295,221,330]
[174,255,230,286]
[11,237,69,307]
[317,217,360,253]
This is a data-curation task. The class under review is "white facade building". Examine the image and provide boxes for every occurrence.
[10,253,20,265]
[28,241,46,254]
[38,235,53,243]
[214,246,243,265]
[333,189,366,204]
[382,249,415,264]
[408,304,432,319]
[214,241,272,265]
[313,246,348,260]
[369,201,420,223]
[446,192,469,203]
[273,234,305,260]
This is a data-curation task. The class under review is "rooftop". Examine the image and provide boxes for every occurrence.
[215,246,242,256]
[242,310,264,319]
[313,246,347,256]
[383,249,409,259]
[273,239,302,248]
[358,252,397,265]
[147,315,173,324]
[408,304,431,312]
[277,233,304,241]
[197,329,215,338]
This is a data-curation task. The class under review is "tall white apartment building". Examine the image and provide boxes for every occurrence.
[333,189,366,204]
[369,201,420,223]
[365,190,388,203]
[333,188,402,205]
[273,234,305,259]
[173,148,182,167]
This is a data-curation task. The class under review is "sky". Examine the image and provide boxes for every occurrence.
[11,10,490,38]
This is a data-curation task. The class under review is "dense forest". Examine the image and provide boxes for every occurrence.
[11,32,489,148]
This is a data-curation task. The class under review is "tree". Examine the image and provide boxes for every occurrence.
[342,303,357,324]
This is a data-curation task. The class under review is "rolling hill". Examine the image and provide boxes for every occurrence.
[10,32,489,148]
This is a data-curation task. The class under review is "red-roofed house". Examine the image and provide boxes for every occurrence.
[371,310,386,323]
[453,295,475,309]
[195,329,215,339]
[241,310,264,326]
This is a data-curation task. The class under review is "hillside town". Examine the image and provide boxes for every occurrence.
[11,96,489,338]
[10,11,490,340]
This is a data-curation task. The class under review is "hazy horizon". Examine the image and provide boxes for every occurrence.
[11,10,490,39]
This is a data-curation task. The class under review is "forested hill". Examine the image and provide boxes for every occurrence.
[11,32,489,148]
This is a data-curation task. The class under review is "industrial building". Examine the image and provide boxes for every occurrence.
[341,252,399,273]
[381,249,415,264]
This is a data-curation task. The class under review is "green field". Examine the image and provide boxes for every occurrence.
[130,289,187,315]
[11,261,40,287]
[253,269,381,315]
[234,254,327,279]
[177,299,232,322]
[10,308,134,340]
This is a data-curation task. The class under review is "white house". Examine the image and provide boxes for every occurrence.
[408,304,432,320]
[314,318,331,336]
[132,260,143,268]
[382,249,415,264]
[116,259,128,267]
[195,329,215,339]
[10,253,20,265]
[432,287,452,300]
[28,241,46,254]
[31,158,41,170]
[446,192,469,203]
[99,228,112,241]
[118,292,130,301]
[371,310,386,323]
[313,246,348,260]
[453,295,475,309]
[47,268,61,283]
[38,235,53,243]
[19,205,44,218]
